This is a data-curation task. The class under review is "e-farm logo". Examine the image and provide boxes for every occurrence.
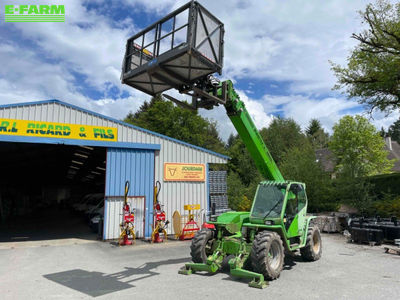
[4,4,65,22]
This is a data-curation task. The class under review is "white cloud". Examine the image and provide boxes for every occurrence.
[0,0,398,144]
[119,0,372,94]
[260,94,361,131]
[199,89,275,141]
[0,41,146,120]
[369,110,400,133]
[0,0,149,119]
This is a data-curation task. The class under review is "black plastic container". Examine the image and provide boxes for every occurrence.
[350,227,384,245]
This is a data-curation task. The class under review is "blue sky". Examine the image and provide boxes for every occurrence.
[0,0,398,141]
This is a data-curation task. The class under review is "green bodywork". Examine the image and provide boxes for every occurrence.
[179,80,316,288]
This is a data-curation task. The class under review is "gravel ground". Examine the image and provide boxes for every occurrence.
[0,234,399,300]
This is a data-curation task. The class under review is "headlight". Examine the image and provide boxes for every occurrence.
[264,220,273,225]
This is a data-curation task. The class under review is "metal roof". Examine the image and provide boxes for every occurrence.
[0,99,230,160]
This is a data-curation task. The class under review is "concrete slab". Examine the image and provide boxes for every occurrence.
[0,234,399,299]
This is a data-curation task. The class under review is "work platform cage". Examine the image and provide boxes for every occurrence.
[121,1,224,96]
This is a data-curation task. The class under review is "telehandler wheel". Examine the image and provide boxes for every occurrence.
[300,226,322,261]
[251,231,284,280]
[190,228,215,263]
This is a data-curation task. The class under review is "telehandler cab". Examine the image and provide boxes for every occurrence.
[121,0,322,288]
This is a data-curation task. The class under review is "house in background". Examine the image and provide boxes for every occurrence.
[315,148,336,179]
[315,136,400,177]
[385,136,400,172]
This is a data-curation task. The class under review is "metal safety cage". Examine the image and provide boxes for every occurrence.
[121,0,224,96]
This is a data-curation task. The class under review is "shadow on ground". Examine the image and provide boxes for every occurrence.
[43,257,190,297]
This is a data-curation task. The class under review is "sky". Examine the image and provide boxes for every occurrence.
[0,0,399,141]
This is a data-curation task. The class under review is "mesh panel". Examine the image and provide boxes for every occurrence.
[195,10,208,46]
[197,40,215,62]
[210,28,220,63]
[202,10,218,33]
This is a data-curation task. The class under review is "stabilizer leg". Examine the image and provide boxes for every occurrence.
[179,250,224,275]
[228,255,268,289]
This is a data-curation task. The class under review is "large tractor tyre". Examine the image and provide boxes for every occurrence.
[251,231,285,280]
[190,229,215,263]
[300,226,322,261]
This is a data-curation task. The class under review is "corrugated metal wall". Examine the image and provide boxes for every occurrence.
[0,101,228,237]
[104,196,145,239]
[104,148,154,239]
[154,151,209,234]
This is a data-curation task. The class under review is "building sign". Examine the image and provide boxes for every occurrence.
[0,118,118,142]
[164,163,205,182]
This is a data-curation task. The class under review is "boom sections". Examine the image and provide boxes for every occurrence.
[222,81,284,182]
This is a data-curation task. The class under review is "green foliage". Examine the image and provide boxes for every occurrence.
[372,194,400,218]
[368,173,400,198]
[227,171,262,211]
[260,117,307,165]
[329,116,396,214]
[226,133,238,149]
[237,195,252,211]
[334,176,375,215]
[305,119,329,149]
[331,0,400,113]
[388,119,400,143]
[227,172,246,210]
[227,116,335,212]
[124,95,226,154]
[380,126,387,138]
[329,115,394,178]
[280,143,336,212]
[227,137,257,186]
[306,119,322,136]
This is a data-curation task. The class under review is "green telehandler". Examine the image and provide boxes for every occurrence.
[177,79,322,288]
[121,0,322,289]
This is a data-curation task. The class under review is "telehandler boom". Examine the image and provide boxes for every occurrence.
[121,0,322,288]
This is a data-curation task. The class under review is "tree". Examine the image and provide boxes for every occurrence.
[305,119,329,149]
[331,1,400,113]
[227,117,319,211]
[260,117,307,165]
[380,126,387,138]
[124,95,226,154]
[227,171,246,210]
[306,119,323,136]
[388,119,400,143]
[226,133,238,149]
[227,137,258,186]
[329,115,394,178]
[280,144,336,212]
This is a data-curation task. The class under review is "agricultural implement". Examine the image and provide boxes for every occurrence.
[121,0,322,288]
[118,181,136,246]
[151,181,169,243]
[172,204,202,240]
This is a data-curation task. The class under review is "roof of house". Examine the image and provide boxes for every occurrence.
[315,148,335,173]
[386,139,400,172]
[316,137,400,173]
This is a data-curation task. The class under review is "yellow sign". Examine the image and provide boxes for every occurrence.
[0,118,118,142]
[164,163,205,182]
[184,204,201,210]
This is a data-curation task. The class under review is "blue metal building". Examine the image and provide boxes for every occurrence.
[0,100,228,239]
